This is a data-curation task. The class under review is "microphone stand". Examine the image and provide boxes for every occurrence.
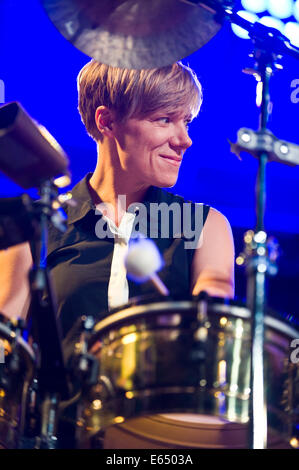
[0,101,73,448]
[21,180,71,449]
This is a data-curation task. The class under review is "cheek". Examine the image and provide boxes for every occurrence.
[128,135,164,156]
[118,123,170,158]
[144,130,170,152]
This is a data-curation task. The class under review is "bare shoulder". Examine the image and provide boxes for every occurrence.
[204,206,232,232]
[191,206,235,298]
[194,205,234,250]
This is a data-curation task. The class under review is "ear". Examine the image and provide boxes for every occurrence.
[95,106,115,137]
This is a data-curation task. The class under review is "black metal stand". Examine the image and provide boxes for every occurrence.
[245,48,273,449]
[21,181,71,449]
[191,1,299,449]
[227,10,299,449]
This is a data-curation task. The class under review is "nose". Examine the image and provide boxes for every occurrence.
[170,122,192,152]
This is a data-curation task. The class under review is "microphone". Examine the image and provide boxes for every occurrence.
[125,237,170,296]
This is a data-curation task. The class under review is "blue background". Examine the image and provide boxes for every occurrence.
[0,0,298,318]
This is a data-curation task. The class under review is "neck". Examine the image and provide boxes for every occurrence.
[88,142,149,226]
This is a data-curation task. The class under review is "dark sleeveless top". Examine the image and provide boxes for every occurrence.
[46,174,210,336]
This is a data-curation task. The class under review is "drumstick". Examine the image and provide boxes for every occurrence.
[149,272,170,296]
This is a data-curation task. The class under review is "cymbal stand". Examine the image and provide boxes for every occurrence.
[226,15,299,449]
[245,46,277,450]
[185,1,299,448]
[183,1,299,449]
[186,0,299,449]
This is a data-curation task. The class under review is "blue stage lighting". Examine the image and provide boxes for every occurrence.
[259,15,285,33]
[266,0,294,19]
[294,1,299,22]
[285,21,299,46]
[241,0,267,13]
[231,10,259,38]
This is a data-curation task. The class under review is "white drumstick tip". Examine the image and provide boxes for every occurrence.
[125,237,169,296]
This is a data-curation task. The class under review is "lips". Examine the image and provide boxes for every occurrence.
[159,155,182,167]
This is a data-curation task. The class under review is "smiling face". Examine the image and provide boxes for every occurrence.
[111,107,193,188]
[78,60,202,144]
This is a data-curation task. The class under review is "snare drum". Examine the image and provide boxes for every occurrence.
[75,297,299,449]
[0,315,36,448]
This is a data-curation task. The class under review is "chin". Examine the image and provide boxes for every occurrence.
[153,171,179,189]
[163,181,176,188]
[155,178,177,189]
[164,174,179,188]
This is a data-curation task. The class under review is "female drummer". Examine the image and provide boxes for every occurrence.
[0,60,234,335]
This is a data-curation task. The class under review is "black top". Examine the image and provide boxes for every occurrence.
[45,174,210,336]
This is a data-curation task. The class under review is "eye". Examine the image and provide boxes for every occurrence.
[157,117,170,124]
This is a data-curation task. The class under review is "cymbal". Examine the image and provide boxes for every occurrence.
[40,0,223,68]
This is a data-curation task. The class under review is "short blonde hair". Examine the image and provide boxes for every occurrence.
[77,60,203,142]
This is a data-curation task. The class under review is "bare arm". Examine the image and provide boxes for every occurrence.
[0,242,33,319]
[191,207,235,298]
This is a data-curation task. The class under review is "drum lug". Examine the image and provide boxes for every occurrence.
[6,319,27,376]
[197,297,208,323]
[69,316,99,389]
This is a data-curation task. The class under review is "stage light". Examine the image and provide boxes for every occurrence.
[232,0,299,40]
[231,10,259,39]
[266,0,294,19]
[241,0,267,13]
[284,21,299,46]
[259,15,285,33]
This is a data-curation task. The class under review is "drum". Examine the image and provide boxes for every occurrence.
[75,297,299,449]
[0,314,36,449]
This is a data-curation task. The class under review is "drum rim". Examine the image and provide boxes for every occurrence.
[0,322,35,361]
[264,315,299,339]
[93,298,299,339]
[93,299,251,335]
[107,294,247,313]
